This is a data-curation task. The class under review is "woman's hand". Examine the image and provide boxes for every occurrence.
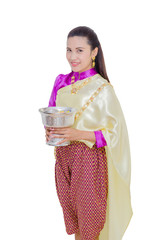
[45,127,54,143]
[45,127,84,145]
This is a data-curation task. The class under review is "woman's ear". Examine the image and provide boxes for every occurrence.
[92,47,98,58]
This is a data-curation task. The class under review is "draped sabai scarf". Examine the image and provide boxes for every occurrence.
[52,71,133,240]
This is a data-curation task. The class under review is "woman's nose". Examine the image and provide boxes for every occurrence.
[69,51,78,60]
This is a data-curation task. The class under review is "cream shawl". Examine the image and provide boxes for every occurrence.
[56,73,133,240]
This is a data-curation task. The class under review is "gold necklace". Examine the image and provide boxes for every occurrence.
[71,76,91,94]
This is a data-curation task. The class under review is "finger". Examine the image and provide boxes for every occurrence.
[50,134,64,139]
[45,127,51,131]
[50,128,69,134]
[50,129,62,133]
[51,127,69,131]
[56,139,66,145]
[46,133,52,140]
[45,131,50,137]
[45,129,49,135]
[50,131,62,134]
[45,134,49,140]
[48,132,53,136]
[46,127,54,132]
[46,130,54,136]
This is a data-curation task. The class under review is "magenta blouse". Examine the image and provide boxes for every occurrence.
[48,68,107,148]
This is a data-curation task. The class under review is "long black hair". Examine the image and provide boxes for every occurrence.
[67,26,110,83]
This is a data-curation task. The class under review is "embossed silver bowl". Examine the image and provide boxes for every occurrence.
[39,107,77,146]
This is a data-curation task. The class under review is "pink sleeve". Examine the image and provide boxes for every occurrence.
[48,76,59,107]
[94,130,107,148]
[44,74,62,129]
[48,74,65,107]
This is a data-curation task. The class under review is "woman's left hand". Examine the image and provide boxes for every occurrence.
[47,127,83,145]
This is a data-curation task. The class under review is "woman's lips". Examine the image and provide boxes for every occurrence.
[71,62,80,67]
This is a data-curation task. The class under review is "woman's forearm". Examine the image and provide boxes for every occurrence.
[79,130,96,142]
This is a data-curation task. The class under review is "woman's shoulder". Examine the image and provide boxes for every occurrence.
[55,72,70,81]
[54,72,72,84]
[94,73,113,88]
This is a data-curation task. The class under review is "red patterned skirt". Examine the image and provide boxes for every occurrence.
[54,141,108,240]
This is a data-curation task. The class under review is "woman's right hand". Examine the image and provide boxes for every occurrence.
[45,127,54,143]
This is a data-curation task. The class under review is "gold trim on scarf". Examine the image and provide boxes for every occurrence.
[71,76,92,94]
[74,82,107,121]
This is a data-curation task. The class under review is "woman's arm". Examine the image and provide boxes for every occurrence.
[79,130,96,142]
[79,130,107,148]
[48,74,63,107]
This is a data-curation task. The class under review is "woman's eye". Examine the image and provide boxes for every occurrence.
[66,49,83,53]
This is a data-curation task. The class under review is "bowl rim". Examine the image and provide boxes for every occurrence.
[39,106,77,115]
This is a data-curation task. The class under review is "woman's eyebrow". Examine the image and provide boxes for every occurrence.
[66,47,85,49]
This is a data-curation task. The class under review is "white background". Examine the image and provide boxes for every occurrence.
[0,0,159,239]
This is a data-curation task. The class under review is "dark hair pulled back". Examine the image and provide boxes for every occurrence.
[67,26,110,83]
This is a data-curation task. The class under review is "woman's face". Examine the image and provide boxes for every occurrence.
[66,36,98,73]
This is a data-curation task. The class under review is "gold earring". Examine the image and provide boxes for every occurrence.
[92,56,95,68]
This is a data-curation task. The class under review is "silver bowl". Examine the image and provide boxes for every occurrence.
[39,107,77,146]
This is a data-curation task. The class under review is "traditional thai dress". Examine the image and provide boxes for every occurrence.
[48,68,133,240]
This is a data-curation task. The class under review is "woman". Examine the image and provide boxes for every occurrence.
[45,26,133,240]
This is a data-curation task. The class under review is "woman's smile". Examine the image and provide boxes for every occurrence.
[71,62,80,67]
